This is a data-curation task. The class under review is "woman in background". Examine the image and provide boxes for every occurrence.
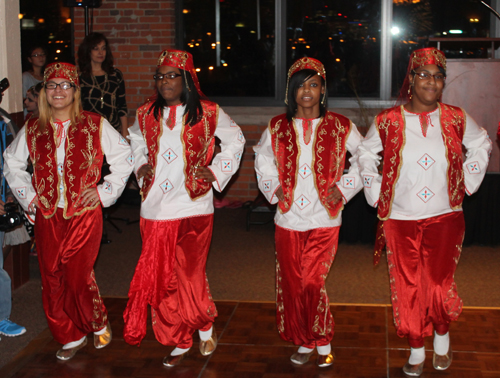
[78,32,128,137]
[22,46,46,101]
[23,82,43,121]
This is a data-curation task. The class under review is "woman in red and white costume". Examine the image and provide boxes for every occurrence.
[254,58,363,367]
[123,49,245,367]
[3,62,134,360]
[358,48,491,376]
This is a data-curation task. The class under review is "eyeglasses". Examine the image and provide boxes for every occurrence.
[154,73,182,81]
[31,53,46,58]
[412,70,446,82]
[45,82,75,90]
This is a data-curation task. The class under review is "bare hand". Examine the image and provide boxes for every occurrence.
[275,186,285,202]
[194,166,216,183]
[137,164,153,181]
[28,197,39,213]
[326,185,342,204]
[80,188,100,207]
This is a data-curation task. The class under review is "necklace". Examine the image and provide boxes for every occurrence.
[92,74,108,109]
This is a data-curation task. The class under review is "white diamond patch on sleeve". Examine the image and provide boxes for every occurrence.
[121,176,129,185]
[237,131,244,142]
[298,164,312,179]
[235,152,242,163]
[159,178,174,194]
[162,148,178,164]
[466,161,481,174]
[103,181,113,194]
[417,154,435,170]
[221,159,233,173]
[342,176,355,189]
[256,173,261,182]
[15,187,27,199]
[230,117,238,127]
[363,175,374,188]
[417,187,435,203]
[262,180,272,193]
[294,195,311,210]
[126,153,135,166]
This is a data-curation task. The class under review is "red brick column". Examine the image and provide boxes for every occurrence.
[73,0,176,125]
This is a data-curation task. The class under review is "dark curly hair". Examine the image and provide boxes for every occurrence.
[286,69,328,122]
[77,32,115,75]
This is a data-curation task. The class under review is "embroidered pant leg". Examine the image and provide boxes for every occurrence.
[35,207,107,345]
[275,225,339,348]
[384,212,464,346]
[153,215,217,349]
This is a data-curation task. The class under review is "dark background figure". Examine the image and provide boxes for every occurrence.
[78,33,129,137]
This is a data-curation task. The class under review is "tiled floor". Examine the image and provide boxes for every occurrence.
[1,298,499,377]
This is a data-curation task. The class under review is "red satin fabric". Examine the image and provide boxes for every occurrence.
[35,207,107,344]
[123,215,217,348]
[275,225,339,349]
[384,212,464,347]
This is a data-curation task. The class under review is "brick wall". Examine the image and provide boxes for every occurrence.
[73,0,176,126]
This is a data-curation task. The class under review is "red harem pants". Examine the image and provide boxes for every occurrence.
[383,211,465,348]
[123,215,217,349]
[275,225,339,349]
[35,207,107,345]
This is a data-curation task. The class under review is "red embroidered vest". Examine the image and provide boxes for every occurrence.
[269,112,352,219]
[26,111,104,219]
[376,103,466,220]
[137,100,218,201]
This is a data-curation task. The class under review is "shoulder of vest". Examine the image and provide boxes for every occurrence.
[440,102,464,114]
[269,113,287,125]
[81,111,103,122]
[325,111,351,125]
[377,105,401,118]
[200,99,217,107]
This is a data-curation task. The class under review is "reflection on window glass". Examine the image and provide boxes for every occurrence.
[287,1,381,98]
[392,0,492,96]
[182,0,275,97]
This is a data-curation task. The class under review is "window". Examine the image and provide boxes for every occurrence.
[392,0,493,96]
[287,1,381,98]
[181,0,276,97]
[178,0,499,104]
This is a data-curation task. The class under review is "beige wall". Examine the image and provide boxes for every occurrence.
[0,0,22,114]
[443,60,500,172]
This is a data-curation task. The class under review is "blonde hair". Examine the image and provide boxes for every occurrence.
[37,86,83,131]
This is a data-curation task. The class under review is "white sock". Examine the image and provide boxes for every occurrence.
[408,346,426,365]
[317,344,331,356]
[171,347,190,356]
[62,336,86,350]
[298,346,314,354]
[199,326,213,342]
[94,325,107,335]
[433,331,450,355]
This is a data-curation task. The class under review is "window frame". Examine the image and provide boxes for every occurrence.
[176,0,500,108]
